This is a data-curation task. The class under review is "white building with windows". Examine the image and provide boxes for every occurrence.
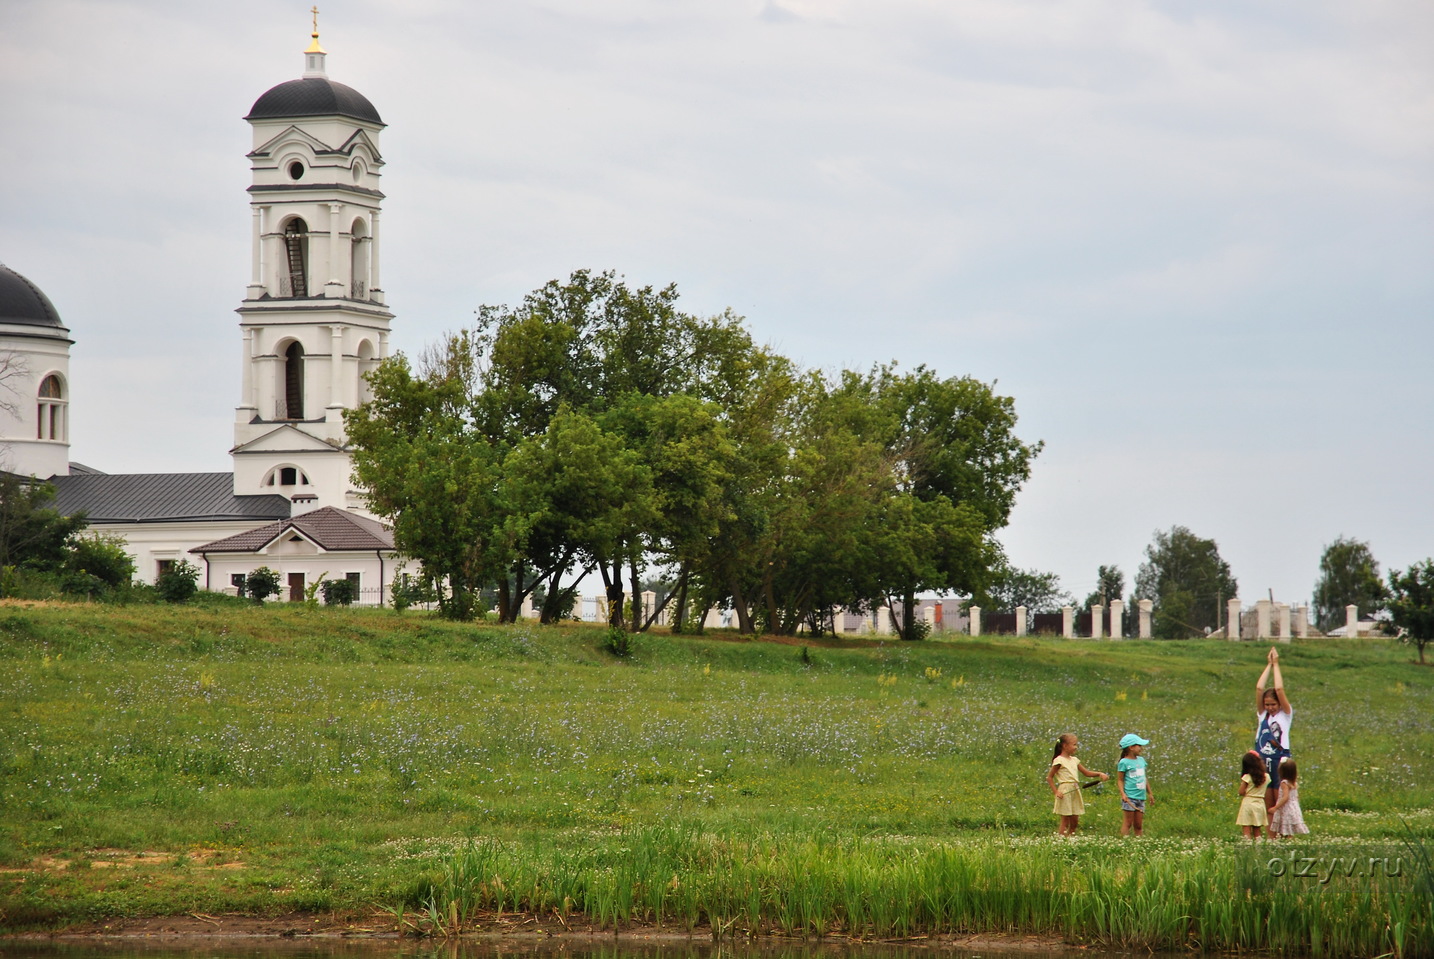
[8,28,401,604]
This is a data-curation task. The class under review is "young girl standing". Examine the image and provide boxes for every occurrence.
[1116,733,1151,837]
[1047,733,1109,836]
[1237,750,1269,840]
[1269,759,1309,838]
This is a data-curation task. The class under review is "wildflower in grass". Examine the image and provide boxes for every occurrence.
[1115,690,1127,701]
[951,675,965,688]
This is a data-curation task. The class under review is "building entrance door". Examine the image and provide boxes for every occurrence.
[288,572,305,602]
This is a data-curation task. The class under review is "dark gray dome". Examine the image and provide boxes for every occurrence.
[246,77,383,124]
[0,264,64,330]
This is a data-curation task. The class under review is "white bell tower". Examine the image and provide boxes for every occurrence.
[232,13,392,516]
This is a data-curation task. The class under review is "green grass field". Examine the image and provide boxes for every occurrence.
[1,601,1430,955]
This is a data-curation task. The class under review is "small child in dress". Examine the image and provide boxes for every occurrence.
[1047,732,1109,836]
[1116,733,1151,837]
[1269,758,1309,838]
[1237,749,1269,840]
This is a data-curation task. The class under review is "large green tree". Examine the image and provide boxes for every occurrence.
[1387,559,1434,665]
[1134,526,1238,638]
[982,562,1072,614]
[0,474,86,573]
[1083,564,1125,610]
[1312,536,1388,631]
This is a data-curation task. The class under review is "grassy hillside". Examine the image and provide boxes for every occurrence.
[0,601,1429,953]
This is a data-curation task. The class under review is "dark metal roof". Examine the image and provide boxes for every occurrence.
[246,78,383,124]
[192,506,394,554]
[48,472,292,524]
[0,263,67,332]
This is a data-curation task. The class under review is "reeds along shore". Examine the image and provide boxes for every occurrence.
[418,827,1431,956]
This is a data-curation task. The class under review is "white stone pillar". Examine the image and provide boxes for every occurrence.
[249,207,264,293]
[325,203,344,296]
[1061,605,1074,638]
[641,590,657,626]
[1345,604,1359,638]
[1256,599,1273,640]
[328,325,345,411]
[1109,600,1125,639]
[369,209,382,302]
[1227,598,1243,640]
[1015,605,1027,637]
[876,606,891,635]
[1276,603,1291,643]
[1090,604,1104,639]
[520,595,535,619]
[969,606,981,637]
[239,328,257,414]
[1294,605,1308,638]
[1138,599,1153,639]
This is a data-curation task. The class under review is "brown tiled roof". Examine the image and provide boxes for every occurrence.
[191,506,394,554]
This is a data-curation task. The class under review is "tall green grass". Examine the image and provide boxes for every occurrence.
[420,826,1430,955]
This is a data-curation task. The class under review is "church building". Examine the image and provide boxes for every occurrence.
[0,24,400,603]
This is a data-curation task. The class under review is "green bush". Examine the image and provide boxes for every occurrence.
[155,559,201,603]
[321,578,356,606]
[245,566,281,603]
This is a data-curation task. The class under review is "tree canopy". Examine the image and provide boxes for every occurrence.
[346,270,1042,632]
[1387,559,1434,664]
[1312,536,1388,631]
[1134,526,1237,638]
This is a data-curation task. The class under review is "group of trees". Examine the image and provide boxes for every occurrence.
[0,473,134,599]
[346,270,1042,636]
[1312,536,1433,663]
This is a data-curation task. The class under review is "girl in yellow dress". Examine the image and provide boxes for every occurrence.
[1237,750,1269,840]
[1047,733,1109,836]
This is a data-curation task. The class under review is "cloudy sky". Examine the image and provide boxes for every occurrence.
[2,0,1430,607]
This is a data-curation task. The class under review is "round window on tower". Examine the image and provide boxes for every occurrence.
[288,161,304,180]
[351,160,365,183]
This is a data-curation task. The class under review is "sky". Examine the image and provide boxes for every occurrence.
[1,0,1430,608]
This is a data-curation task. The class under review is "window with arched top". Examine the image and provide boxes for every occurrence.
[356,339,378,404]
[264,465,311,487]
[350,217,369,299]
[281,218,309,297]
[284,342,305,419]
[36,374,66,442]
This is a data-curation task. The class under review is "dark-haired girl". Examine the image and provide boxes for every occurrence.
[1237,750,1269,840]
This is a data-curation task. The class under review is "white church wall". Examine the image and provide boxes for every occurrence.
[0,326,71,479]
[90,519,273,585]
[201,550,398,605]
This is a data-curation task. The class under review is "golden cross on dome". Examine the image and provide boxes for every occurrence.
[305,6,326,54]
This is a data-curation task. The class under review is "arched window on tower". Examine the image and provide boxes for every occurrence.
[36,374,65,442]
[356,339,377,404]
[281,218,309,297]
[284,342,305,419]
[350,217,369,299]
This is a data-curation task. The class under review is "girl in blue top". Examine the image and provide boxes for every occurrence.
[1117,733,1151,837]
